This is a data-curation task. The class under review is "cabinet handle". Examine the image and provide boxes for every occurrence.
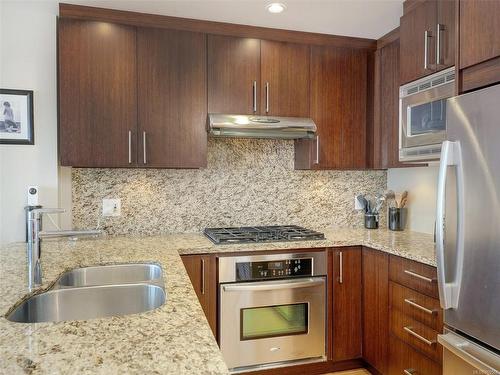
[142,131,147,164]
[265,82,269,113]
[128,130,132,164]
[424,30,431,70]
[338,251,343,284]
[404,298,437,315]
[436,24,444,66]
[404,269,436,283]
[403,326,436,346]
[314,135,320,164]
[403,369,416,375]
[252,81,257,112]
[201,258,205,295]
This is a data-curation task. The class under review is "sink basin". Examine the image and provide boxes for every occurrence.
[53,263,163,288]
[7,283,166,323]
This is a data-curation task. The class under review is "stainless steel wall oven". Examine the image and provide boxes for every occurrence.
[218,251,327,373]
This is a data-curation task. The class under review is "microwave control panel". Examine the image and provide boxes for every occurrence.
[235,258,313,281]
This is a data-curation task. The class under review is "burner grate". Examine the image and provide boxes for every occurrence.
[204,225,325,244]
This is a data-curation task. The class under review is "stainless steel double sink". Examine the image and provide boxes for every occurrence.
[7,263,166,323]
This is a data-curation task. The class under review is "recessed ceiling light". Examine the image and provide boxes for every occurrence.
[266,3,286,14]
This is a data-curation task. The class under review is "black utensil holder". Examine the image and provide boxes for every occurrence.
[388,207,407,231]
[364,213,379,229]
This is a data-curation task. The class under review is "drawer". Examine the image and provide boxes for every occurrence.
[388,335,441,375]
[389,256,439,299]
[390,281,443,331]
[390,308,442,363]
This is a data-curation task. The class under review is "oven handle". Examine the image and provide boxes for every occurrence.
[222,278,324,292]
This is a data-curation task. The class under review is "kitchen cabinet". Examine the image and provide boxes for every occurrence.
[372,39,409,169]
[137,28,207,168]
[295,46,368,169]
[459,0,500,91]
[181,254,217,336]
[388,335,441,375]
[207,37,309,117]
[58,19,138,167]
[362,247,389,374]
[260,40,310,117]
[207,35,261,115]
[399,0,455,84]
[331,247,362,362]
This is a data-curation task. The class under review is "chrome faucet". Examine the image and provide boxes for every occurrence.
[26,206,102,290]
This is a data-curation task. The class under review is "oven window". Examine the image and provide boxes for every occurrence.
[240,303,308,341]
[409,98,447,136]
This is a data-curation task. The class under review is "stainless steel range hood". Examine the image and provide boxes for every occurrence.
[208,114,317,139]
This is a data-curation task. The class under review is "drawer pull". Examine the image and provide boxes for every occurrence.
[403,326,436,346]
[403,369,416,375]
[404,269,436,283]
[404,298,437,315]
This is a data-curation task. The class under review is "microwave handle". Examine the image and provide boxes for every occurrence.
[222,278,324,292]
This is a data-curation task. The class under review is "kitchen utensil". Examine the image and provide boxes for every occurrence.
[385,190,396,208]
[399,191,408,208]
[356,194,368,213]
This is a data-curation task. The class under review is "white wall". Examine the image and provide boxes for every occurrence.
[0,1,70,244]
[387,166,438,234]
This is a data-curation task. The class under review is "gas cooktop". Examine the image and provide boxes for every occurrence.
[203,225,325,244]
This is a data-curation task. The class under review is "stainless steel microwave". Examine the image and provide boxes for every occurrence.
[399,67,455,162]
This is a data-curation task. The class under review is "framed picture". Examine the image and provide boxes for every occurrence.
[0,89,34,145]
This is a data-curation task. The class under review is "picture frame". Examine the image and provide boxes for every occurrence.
[0,89,34,145]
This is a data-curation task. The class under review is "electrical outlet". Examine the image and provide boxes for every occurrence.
[102,198,121,217]
[354,195,364,210]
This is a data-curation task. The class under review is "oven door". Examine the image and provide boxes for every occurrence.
[219,277,326,372]
[400,81,454,150]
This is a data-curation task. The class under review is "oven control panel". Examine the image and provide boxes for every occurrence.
[235,258,313,281]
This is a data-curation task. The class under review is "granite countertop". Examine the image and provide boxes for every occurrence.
[0,227,435,374]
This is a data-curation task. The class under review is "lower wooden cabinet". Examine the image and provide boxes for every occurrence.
[181,254,217,336]
[388,335,441,375]
[362,247,389,374]
[331,247,362,361]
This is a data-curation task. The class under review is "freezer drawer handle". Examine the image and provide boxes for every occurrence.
[438,332,500,373]
[222,278,323,292]
[403,326,436,346]
[404,269,436,283]
[404,298,437,315]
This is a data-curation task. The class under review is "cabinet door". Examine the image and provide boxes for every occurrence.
[58,19,137,167]
[137,28,207,168]
[436,0,456,70]
[400,0,437,84]
[362,247,389,374]
[181,255,217,336]
[260,40,310,117]
[460,0,500,69]
[388,336,441,375]
[331,247,362,361]
[208,35,260,115]
[295,46,367,169]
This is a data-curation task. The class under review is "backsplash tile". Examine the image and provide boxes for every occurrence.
[72,139,387,235]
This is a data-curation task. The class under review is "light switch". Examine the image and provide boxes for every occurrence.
[102,198,121,217]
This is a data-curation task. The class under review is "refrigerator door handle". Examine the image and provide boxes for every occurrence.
[436,140,465,309]
[438,332,500,373]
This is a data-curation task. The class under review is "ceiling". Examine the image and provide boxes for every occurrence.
[66,0,404,39]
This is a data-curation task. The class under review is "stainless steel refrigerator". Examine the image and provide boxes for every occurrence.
[436,83,500,374]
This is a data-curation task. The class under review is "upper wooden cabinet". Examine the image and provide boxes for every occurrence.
[207,37,309,117]
[400,0,455,84]
[137,28,207,168]
[260,40,310,117]
[459,0,500,92]
[295,46,368,169]
[460,0,500,69]
[58,19,138,167]
[331,247,362,362]
[207,35,260,115]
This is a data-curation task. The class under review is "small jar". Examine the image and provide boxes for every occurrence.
[364,213,379,229]
[388,207,407,231]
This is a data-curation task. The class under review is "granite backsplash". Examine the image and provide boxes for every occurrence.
[72,139,387,235]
